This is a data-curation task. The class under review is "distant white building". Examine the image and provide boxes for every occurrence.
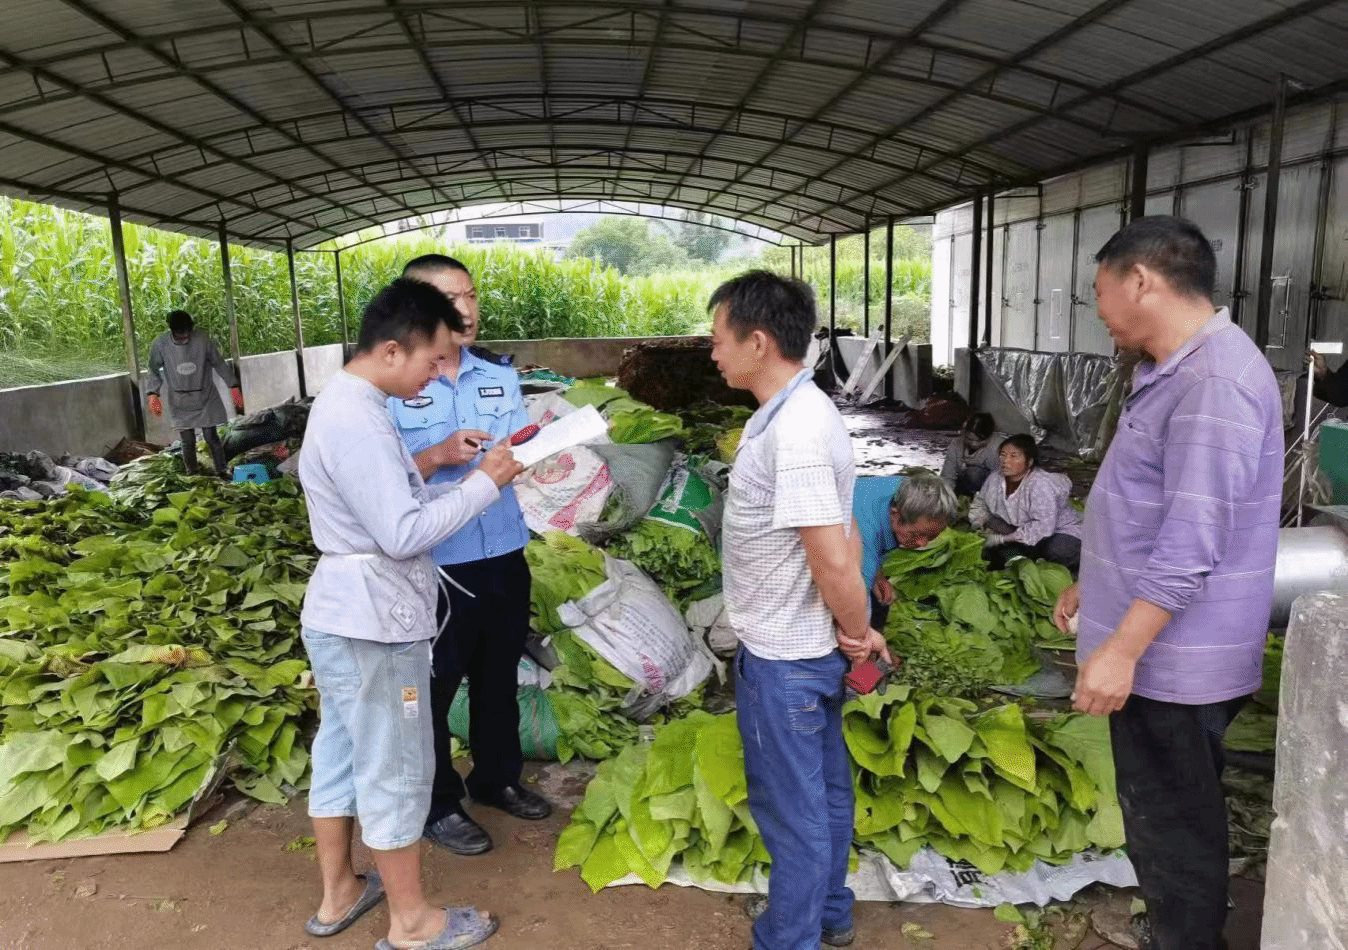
[464,221,543,244]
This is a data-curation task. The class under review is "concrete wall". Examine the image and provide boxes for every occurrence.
[0,335,684,458]
[832,336,934,407]
[0,373,139,459]
[1262,590,1348,949]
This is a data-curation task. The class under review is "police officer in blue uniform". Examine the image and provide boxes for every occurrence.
[390,254,551,856]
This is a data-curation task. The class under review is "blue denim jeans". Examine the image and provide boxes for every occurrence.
[735,646,854,950]
[302,629,435,850]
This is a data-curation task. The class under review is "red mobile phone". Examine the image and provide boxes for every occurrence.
[845,657,892,695]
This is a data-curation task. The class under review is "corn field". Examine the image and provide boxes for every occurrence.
[0,197,932,387]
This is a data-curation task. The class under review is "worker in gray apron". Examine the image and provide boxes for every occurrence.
[146,310,244,475]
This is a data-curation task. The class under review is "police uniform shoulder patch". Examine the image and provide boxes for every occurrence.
[469,345,514,367]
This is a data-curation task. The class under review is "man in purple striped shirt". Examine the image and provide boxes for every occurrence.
[1053,217,1283,950]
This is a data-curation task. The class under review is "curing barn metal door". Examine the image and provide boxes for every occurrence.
[1313,155,1348,355]
[1180,180,1243,312]
[1037,214,1073,352]
[1072,207,1122,356]
[950,232,973,358]
[1001,221,1038,349]
[1263,163,1324,372]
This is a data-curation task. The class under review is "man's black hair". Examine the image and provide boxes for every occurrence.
[1000,433,1040,468]
[166,310,194,335]
[356,278,466,353]
[1095,216,1216,301]
[706,270,815,361]
[403,254,472,279]
[964,412,995,440]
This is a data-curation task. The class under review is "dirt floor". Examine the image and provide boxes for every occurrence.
[0,758,1266,950]
[0,402,1261,950]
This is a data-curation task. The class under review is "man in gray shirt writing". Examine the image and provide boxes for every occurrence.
[297,279,522,950]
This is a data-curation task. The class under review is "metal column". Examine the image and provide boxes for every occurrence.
[863,221,871,337]
[1255,75,1289,351]
[287,240,308,398]
[1232,133,1255,328]
[969,195,982,353]
[218,221,240,370]
[829,234,837,337]
[1129,144,1150,221]
[108,195,145,440]
[884,217,895,401]
[334,250,350,362]
[983,193,995,347]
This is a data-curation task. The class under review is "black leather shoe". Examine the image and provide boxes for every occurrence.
[471,784,553,820]
[423,811,492,855]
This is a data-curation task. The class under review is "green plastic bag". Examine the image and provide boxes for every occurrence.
[448,685,562,761]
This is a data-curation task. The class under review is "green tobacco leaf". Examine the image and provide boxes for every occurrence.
[975,705,1037,793]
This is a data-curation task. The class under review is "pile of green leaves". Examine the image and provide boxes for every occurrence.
[525,532,678,761]
[561,380,684,445]
[606,520,721,609]
[1224,635,1283,754]
[0,479,317,842]
[676,403,753,457]
[524,531,609,634]
[846,687,1123,875]
[547,630,642,762]
[525,531,712,761]
[555,698,1123,890]
[555,711,768,890]
[880,532,1073,695]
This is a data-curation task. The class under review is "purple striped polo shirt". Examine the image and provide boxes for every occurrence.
[1077,310,1284,704]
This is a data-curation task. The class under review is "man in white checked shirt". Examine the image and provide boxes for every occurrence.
[711,271,891,950]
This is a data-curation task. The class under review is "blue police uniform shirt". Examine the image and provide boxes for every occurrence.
[854,475,905,590]
[388,347,531,566]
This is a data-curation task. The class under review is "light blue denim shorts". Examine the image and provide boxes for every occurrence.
[301,628,434,850]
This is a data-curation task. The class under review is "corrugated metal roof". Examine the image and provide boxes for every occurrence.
[0,0,1343,248]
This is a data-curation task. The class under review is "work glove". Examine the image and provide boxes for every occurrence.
[982,530,1008,548]
[147,393,163,417]
[231,387,245,413]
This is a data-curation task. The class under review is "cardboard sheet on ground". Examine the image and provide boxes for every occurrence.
[0,751,227,863]
[606,846,1137,908]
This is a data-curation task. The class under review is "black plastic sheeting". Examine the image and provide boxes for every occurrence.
[975,349,1126,457]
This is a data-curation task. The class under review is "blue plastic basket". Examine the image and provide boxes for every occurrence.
[232,463,271,484]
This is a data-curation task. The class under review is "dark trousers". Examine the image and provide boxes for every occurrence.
[427,549,532,823]
[178,427,226,475]
[955,464,992,496]
[1111,694,1246,950]
[989,534,1082,571]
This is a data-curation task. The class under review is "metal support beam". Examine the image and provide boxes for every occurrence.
[829,234,837,338]
[1129,143,1150,220]
[884,216,895,402]
[969,195,983,354]
[984,192,995,347]
[1232,132,1255,328]
[287,240,308,398]
[219,221,240,372]
[334,250,350,362]
[108,194,145,440]
[863,221,871,337]
[1255,75,1290,351]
